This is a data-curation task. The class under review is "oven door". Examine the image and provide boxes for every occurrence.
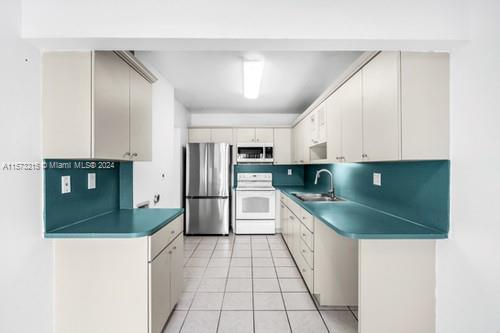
[236,190,276,220]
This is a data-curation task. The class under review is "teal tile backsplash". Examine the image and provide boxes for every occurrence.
[305,161,450,232]
[44,160,133,232]
[234,164,304,187]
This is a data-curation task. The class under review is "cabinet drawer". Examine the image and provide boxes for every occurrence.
[299,211,314,232]
[149,215,184,261]
[296,248,314,292]
[286,198,314,232]
[299,238,314,269]
[300,223,314,251]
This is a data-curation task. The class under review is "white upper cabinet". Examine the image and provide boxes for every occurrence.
[339,71,363,163]
[362,51,401,161]
[273,128,293,164]
[42,52,93,159]
[210,128,233,144]
[42,51,153,161]
[293,119,310,164]
[129,65,153,161]
[236,128,256,143]
[401,52,449,160]
[310,102,327,146]
[188,128,212,143]
[234,128,274,144]
[93,51,131,160]
[326,94,343,162]
[255,128,274,143]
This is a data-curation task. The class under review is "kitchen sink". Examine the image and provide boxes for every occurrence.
[291,192,345,202]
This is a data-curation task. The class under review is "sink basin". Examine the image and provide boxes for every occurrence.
[291,192,344,202]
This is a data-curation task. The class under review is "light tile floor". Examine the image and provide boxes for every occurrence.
[163,234,358,333]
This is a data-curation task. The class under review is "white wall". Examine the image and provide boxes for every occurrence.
[0,1,52,332]
[22,0,467,42]
[437,1,500,332]
[132,53,190,209]
[190,112,297,127]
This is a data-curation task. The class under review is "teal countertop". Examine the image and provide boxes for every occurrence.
[277,187,447,240]
[45,208,184,238]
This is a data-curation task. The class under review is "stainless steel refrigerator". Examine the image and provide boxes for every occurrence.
[185,143,231,235]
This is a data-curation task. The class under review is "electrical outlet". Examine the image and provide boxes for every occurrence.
[61,176,71,194]
[373,172,382,186]
[88,173,96,189]
[288,169,293,176]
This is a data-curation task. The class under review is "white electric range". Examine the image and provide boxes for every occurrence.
[235,173,276,234]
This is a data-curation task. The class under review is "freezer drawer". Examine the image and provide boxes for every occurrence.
[186,198,229,235]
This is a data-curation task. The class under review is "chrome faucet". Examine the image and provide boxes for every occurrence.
[314,169,335,197]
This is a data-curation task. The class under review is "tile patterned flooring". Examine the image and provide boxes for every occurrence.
[163,234,358,333]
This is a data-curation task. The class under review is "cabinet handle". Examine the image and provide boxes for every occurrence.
[362,153,368,158]
[302,268,306,273]
[131,152,138,158]
[302,233,306,237]
[302,249,306,253]
[123,152,131,158]
[168,251,172,254]
[173,246,177,250]
[171,230,175,234]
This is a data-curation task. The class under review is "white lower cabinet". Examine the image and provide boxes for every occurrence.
[313,218,358,307]
[280,195,358,307]
[150,244,172,333]
[280,195,314,292]
[54,215,184,333]
[150,231,184,333]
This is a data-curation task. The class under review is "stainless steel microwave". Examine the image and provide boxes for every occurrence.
[236,143,274,164]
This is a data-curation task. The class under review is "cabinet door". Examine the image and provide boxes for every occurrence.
[129,69,152,161]
[309,111,318,146]
[292,126,299,163]
[401,52,449,160]
[42,52,93,159]
[313,219,358,306]
[340,71,363,162]
[317,103,327,143]
[149,248,171,333]
[169,235,184,311]
[210,128,233,144]
[362,51,401,161]
[255,128,274,143]
[295,120,310,164]
[236,128,256,143]
[273,128,292,164]
[280,201,289,241]
[188,128,211,143]
[326,94,342,163]
[93,51,131,160]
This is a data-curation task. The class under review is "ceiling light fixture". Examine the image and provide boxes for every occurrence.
[243,60,264,99]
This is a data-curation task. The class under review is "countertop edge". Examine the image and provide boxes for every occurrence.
[277,187,448,240]
[45,208,184,239]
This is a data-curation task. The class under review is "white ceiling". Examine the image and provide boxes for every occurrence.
[144,51,362,114]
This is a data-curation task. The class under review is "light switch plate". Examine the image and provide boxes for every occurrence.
[88,173,96,189]
[288,169,293,176]
[61,176,71,194]
[373,172,382,186]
